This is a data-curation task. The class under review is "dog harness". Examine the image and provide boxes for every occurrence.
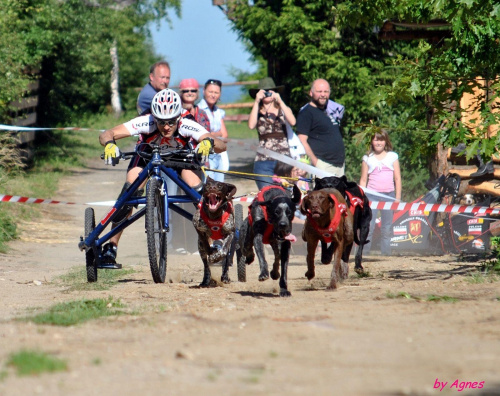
[198,201,233,240]
[345,190,365,216]
[248,185,286,245]
[307,194,348,243]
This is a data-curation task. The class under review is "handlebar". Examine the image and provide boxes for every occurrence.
[101,143,203,170]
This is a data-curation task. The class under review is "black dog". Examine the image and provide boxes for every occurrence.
[314,176,372,273]
[192,176,237,287]
[238,184,301,297]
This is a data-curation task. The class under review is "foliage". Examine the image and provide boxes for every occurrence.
[24,296,125,326]
[227,0,427,198]
[0,0,180,126]
[7,350,67,376]
[336,0,500,164]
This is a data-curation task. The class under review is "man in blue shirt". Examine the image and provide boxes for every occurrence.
[136,61,171,115]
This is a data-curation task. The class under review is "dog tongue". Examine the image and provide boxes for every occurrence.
[284,234,297,242]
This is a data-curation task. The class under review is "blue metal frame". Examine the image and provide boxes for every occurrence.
[78,146,202,266]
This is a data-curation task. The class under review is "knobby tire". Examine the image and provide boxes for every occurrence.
[85,207,98,282]
[146,178,167,283]
[235,204,247,282]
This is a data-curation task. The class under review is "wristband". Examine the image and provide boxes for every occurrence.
[105,140,116,146]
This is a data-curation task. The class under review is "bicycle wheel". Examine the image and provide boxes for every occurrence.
[146,178,167,283]
[229,203,243,266]
[84,207,98,282]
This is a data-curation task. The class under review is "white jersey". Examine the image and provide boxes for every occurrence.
[123,114,208,147]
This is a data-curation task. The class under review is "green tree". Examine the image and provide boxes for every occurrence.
[0,0,181,126]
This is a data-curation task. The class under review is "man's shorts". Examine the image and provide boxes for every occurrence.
[315,159,345,177]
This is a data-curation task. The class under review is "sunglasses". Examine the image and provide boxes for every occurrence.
[156,117,179,127]
[205,79,222,87]
[181,89,198,94]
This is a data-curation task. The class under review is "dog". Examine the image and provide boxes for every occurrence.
[458,194,476,206]
[300,188,354,290]
[238,184,301,297]
[192,176,237,287]
[314,176,372,273]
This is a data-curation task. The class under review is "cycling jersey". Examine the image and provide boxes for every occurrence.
[123,114,208,146]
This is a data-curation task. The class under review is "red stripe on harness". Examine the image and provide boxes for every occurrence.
[306,193,348,243]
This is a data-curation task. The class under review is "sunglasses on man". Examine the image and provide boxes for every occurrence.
[181,89,198,94]
[156,117,179,127]
[205,79,222,87]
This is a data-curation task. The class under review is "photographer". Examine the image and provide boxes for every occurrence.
[248,77,296,190]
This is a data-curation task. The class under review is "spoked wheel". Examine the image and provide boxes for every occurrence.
[236,204,247,282]
[84,207,98,282]
[146,178,167,283]
[229,203,243,267]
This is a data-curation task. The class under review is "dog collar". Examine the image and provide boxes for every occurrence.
[307,194,348,243]
[198,200,233,240]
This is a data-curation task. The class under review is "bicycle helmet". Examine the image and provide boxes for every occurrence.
[151,88,182,120]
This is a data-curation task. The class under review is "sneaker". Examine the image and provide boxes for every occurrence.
[99,243,122,269]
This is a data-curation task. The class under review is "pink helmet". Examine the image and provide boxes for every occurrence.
[151,88,182,119]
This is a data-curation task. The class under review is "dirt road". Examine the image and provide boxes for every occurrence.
[0,141,499,396]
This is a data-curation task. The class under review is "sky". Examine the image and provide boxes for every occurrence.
[150,0,257,102]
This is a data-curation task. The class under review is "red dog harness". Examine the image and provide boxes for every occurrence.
[248,185,286,245]
[345,190,365,216]
[198,201,233,240]
[307,193,348,243]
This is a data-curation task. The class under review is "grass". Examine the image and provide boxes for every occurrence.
[225,121,255,139]
[23,296,125,326]
[466,260,500,284]
[7,350,67,376]
[386,291,458,302]
[57,266,136,292]
[0,111,136,252]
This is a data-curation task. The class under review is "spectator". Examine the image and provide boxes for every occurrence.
[137,60,171,115]
[198,79,230,182]
[296,78,345,176]
[248,77,296,190]
[359,129,401,256]
[178,78,211,130]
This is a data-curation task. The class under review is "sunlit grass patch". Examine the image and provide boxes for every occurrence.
[23,297,125,326]
[7,350,67,376]
[58,266,136,292]
[386,291,458,302]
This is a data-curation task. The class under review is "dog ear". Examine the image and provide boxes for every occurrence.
[299,193,310,215]
[291,184,302,205]
[225,183,237,200]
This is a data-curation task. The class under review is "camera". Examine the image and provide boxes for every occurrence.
[264,91,272,97]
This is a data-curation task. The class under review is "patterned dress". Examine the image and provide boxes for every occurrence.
[254,109,291,162]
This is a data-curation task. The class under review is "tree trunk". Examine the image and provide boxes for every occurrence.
[110,40,122,118]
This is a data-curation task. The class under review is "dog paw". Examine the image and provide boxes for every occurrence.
[199,281,211,288]
[280,289,292,297]
[305,270,315,280]
[258,271,269,281]
[326,284,338,291]
[221,276,231,284]
[354,266,364,275]
[270,269,280,280]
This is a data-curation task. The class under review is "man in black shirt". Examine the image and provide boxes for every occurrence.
[296,79,345,176]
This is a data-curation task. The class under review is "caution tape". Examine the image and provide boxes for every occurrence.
[0,124,105,132]
[2,192,500,217]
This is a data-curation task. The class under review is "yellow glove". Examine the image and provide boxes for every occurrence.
[196,138,214,161]
[104,141,121,166]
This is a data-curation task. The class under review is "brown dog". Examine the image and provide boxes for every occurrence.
[300,188,354,290]
[192,176,237,287]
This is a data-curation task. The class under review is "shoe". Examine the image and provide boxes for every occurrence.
[98,243,122,269]
[470,161,494,178]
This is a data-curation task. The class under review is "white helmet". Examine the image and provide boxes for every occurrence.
[151,88,182,120]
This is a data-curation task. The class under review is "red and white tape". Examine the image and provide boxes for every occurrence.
[2,193,500,217]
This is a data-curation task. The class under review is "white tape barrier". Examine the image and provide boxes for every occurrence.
[3,193,500,218]
[0,124,104,132]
